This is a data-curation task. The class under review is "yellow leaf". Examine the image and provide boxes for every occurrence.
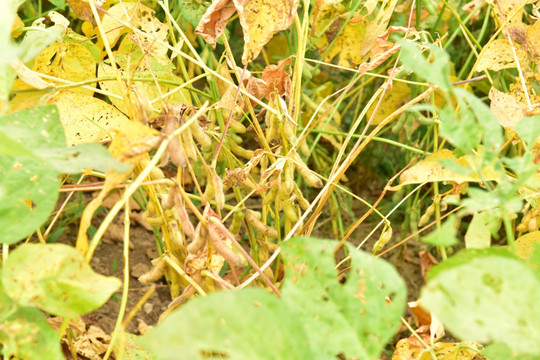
[515,231,540,259]
[48,90,132,146]
[233,0,300,64]
[393,339,485,360]
[366,81,411,126]
[390,149,501,191]
[11,14,24,38]
[33,42,97,96]
[359,0,400,56]
[476,39,528,72]
[489,87,525,128]
[99,3,169,62]
[311,2,367,67]
[97,49,191,114]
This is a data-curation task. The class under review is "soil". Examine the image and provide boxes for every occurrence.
[58,215,171,335]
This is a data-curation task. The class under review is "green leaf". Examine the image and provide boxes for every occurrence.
[399,41,452,90]
[515,116,540,148]
[142,288,313,360]
[0,155,60,244]
[0,105,131,173]
[421,248,540,355]
[0,271,63,360]
[2,244,121,318]
[464,209,502,249]
[142,237,406,360]
[116,333,154,360]
[280,237,406,359]
[422,215,458,247]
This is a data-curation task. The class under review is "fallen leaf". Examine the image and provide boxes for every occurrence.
[418,250,438,280]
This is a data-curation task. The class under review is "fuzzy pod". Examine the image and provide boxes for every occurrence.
[418,203,436,227]
[283,160,295,194]
[189,120,212,148]
[279,187,298,222]
[293,183,310,210]
[263,186,278,206]
[230,210,246,234]
[265,113,278,142]
[138,258,167,284]
[228,137,254,159]
[229,119,247,133]
[373,225,392,254]
[150,166,165,180]
[292,151,322,187]
[245,209,278,238]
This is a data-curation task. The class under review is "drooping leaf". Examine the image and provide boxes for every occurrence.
[2,243,122,318]
[366,81,411,125]
[421,248,540,356]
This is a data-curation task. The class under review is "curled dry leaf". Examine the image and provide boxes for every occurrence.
[195,0,237,48]
[196,0,299,64]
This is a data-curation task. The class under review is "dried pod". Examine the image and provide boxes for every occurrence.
[208,220,244,267]
[187,223,208,254]
[168,136,188,167]
[138,258,167,284]
[144,215,164,226]
[161,190,175,210]
[282,119,297,145]
[245,209,278,238]
[172,188,195,239]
